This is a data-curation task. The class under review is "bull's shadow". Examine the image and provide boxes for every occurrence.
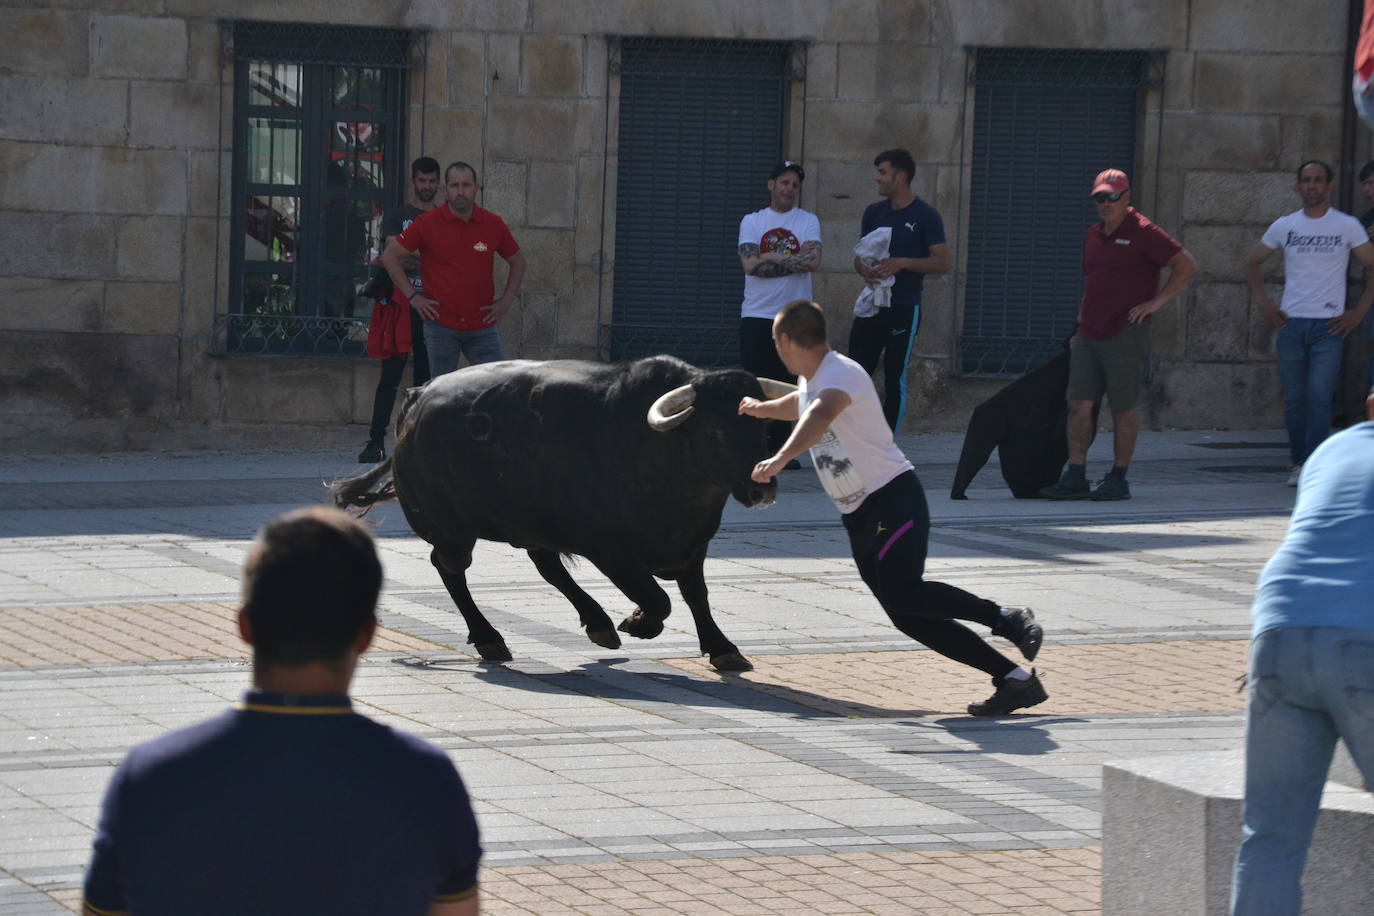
[398,654,967,721]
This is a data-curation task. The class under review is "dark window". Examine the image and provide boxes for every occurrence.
[962,49,1158,376]
[608,38,797,367]
[224,22,417,357]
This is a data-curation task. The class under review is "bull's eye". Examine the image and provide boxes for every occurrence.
[466,412,493,441]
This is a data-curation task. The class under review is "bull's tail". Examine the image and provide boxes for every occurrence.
[328,457,398,513]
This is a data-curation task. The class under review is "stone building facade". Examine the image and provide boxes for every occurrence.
[0,0,1365,452]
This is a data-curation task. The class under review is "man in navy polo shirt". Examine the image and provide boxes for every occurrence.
[850,148,950,431]
[1041,169,1196,501]
[381,160,525,377]
[82,507,481,916]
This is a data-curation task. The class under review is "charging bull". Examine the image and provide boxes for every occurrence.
[330,355,794,671]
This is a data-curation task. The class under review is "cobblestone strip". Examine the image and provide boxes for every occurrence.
[661,641,1249,717]
[476,847,1102,915]
[0,603,450,666]
[36,848,1104,915]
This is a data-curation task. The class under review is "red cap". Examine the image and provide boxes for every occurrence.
[1091,169,1130,195]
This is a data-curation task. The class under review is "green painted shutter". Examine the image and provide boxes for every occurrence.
[963,49,1155,376]
[610,38,792,366]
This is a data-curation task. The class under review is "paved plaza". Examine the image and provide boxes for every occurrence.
[0,428,1297,914]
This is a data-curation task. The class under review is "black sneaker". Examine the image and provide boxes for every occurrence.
[1039,472,1089,500]
[968,670,1048,716]
[1089,474,1130,501]
[996,606,1043,662]
[357,440,386,464]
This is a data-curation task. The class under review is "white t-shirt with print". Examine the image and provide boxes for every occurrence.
[800,350,913,514]
[739,207,822,319]
[1260,208,1369,318]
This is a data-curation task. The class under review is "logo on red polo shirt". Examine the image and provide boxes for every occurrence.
[473,242,488,252]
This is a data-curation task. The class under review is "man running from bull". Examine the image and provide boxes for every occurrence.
[739,299,1047,715]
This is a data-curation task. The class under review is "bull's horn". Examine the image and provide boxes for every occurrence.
[647,383,696,431]
[757,377,797,399]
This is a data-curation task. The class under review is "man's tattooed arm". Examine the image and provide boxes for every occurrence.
[738,241,822,278]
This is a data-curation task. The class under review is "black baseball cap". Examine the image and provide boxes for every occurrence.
[769,161,805,181]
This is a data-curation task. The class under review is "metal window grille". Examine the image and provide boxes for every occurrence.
[606,37,801,366]
[219,22,419,358]
[961,48,1159,377]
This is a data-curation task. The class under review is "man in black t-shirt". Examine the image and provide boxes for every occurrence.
[359,156,441,463]
[82,507,481,916]
[850,148,950,431]
[1359,160,1374,233]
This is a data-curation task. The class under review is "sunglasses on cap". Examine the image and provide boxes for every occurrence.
[1091,191,1125,203]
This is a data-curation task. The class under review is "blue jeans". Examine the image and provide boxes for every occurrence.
[423,323,505,377]
[1231,627,1374,915]
[1275,318,1342,466]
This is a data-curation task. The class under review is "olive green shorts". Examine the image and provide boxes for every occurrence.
[1066,324,1148,411]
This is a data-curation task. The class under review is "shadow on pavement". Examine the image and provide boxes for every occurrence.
[393,654,946,720]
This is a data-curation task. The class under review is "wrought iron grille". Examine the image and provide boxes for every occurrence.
[605,37,801,367]
[961,48,1159,377]
[220,21,415,358]
[218,313,370,358]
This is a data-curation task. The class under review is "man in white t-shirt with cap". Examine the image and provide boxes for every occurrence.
[737,162,822,464]
[739,299,1048,716]
[1246,159,1374,485]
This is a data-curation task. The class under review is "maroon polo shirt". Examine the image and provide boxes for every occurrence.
[1078,208,1182,341]
[395,205,519,331]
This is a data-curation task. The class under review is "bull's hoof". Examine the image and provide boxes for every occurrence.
[474,640,513,662]
[617,610,664,640]
[709,652,753,672]
[586,628,622,650]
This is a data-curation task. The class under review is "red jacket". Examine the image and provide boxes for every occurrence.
[365,295,413,359]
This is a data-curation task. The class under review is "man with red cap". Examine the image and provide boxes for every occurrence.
[1041,169,1197,501]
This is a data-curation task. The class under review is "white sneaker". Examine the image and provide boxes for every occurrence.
[1286,465,1301,487]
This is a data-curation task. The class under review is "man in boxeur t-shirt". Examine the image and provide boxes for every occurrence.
[737,161,822,460]
[381,161,526,377]
[740,300,1048,717]
[1040,169,1196,502]
[1245,160,1374,484]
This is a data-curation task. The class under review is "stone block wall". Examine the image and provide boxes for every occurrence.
[0,0,1366,451]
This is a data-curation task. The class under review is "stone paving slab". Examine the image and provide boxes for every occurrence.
[0,602,450,666]
[662,640,1249,717]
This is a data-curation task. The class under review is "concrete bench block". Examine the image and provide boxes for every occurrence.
[1103,749,1374,916]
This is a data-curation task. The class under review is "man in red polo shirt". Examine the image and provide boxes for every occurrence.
[1041,169,1197,501]
[381,161,525,376]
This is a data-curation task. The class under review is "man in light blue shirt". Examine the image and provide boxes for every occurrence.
[1231,387,1374,915]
